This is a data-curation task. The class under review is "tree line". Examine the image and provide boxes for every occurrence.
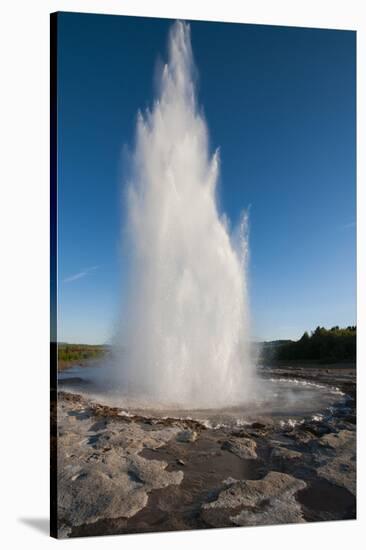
[274,326,356,362]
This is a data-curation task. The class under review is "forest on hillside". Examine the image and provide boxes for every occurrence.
[273,326,356,362]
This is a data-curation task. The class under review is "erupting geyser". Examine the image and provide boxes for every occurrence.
[116,21,255,408]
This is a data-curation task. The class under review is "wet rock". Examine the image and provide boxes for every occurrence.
[221,438,257,459]
[176,430,197,443]
[270,446,302,464]
[318,429,354,450]
[316,430,356,495]
[296,477,355,521]
[128,454,183,488]
[250,422,266,430]
[299,421,333,437]
[288,429,317,446]
[223,476,239,485]
[202,471,306,527]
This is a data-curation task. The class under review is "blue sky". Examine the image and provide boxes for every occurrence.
[57,13,356,344]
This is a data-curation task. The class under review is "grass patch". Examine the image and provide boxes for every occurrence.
[58,343,106,370]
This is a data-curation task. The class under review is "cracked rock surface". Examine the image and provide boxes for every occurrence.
[316,430,356,495]
[221,437,257,459]
[202,472,306,526]
[57,393,183,536]
[54,364,356,537]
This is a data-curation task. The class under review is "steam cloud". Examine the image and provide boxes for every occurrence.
[115,21,255,408]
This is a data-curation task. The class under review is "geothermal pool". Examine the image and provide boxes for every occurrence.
[58,364,346,429]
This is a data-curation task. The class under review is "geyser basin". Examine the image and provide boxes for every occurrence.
[59,364,346,428]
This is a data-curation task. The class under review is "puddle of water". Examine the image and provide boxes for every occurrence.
[59,364,345,428]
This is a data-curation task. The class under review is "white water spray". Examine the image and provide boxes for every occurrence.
[116,21,255,408]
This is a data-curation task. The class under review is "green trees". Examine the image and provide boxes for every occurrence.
[276,326,356,362]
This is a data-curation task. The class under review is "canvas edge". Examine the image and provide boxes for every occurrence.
[50,11,59,540]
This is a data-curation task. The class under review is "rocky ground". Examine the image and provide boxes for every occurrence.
[54,365,356,538]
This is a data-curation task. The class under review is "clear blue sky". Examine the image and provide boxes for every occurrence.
[56,12,356,344]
